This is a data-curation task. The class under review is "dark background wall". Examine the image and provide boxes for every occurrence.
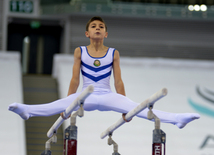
[69,15,214,60]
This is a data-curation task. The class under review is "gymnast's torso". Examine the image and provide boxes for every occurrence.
[80,46,115,94]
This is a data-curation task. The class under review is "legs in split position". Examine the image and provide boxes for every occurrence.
[97,92,200,129]
[138,108,200,129]
[8,91,200,128]
[8,93,81,120]
[8,102,30,120]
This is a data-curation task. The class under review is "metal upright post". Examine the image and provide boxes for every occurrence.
[64,125,78,155]
[147,105,166,155]
[152,129,166,155]
[41,133,57,155]
[108,134,121,155]
[63,105,84,155]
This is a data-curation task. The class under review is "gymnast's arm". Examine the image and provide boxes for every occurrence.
[67,47,81,96]
[113,50,132,122]
[61,47,81,119]
[113,50,126,96]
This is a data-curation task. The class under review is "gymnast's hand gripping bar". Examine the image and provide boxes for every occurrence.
[100,88,168,139]
[47,85,94,138]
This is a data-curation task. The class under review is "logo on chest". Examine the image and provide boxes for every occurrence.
[94,60,101,67]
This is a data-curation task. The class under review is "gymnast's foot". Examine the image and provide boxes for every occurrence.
[8,103,30,120]
[175,113,200,129]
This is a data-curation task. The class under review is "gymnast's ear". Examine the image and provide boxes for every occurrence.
[85,31,89,38]
[104,32,108,38]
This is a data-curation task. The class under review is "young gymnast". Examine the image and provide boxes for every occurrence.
[9,16,200,129]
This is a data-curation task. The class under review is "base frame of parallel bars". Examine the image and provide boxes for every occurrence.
[148,105,166,155]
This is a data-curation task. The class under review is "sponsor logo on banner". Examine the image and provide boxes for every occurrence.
[188,86,214,153]
[200,135,214,149]
[188,86,214,118]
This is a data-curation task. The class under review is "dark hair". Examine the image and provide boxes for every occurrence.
[86,16,107,32]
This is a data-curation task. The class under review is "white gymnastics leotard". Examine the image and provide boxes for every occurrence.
[8,46,200,129]
[81,46,114,94]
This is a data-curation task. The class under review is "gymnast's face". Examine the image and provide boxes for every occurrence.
[85,20,108,40]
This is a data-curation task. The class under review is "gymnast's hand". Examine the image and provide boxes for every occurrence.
[122,113,132,122]
[60,112,71,119]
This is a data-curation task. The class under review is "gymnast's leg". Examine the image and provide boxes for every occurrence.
[8,93,99,120]
[98,92,200,129]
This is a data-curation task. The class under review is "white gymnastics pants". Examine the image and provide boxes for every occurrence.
[9,91,200,128]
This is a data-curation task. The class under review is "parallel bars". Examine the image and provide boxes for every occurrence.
[100,88,168,139]
[47,85,94,138]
